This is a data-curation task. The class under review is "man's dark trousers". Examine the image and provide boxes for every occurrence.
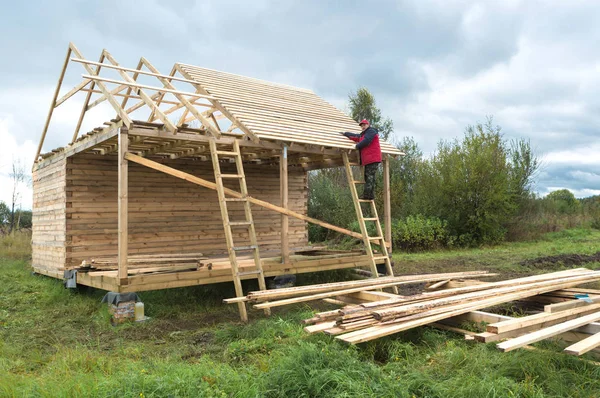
[363,162,379,200]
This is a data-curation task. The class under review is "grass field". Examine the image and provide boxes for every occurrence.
[2,229,600,397]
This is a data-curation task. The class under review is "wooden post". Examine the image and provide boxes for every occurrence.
[281,145,290,263]
[383,155,392,253]
[35,46,72,165]
[118,128,129,284]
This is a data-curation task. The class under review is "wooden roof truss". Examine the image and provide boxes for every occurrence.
[36,42,256,163]
[36,43,402,169]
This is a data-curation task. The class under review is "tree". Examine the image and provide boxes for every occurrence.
[0,201,10,232]
[348,87,394,141]
[388,136,423,218]
[7,158,29,234]
[412,118,539,245]
[546,189,581,214]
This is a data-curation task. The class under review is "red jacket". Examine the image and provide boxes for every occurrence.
[343,127,382,165]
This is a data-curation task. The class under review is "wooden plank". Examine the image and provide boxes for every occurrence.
[36,46,72,164]
[139,57,222,138]
[544,296,600,313]
[564,332,600,356]
[253,273,496,310]
[55,79,92,108]
[117,129,128,282]
[231,271,491,303]
[175,65,260,142]
[71,57,211,87]
[281,145,290,263]
[487,303,600,334]
[497,311,600,352]
[336,272,600,344]
[382,156,392,252]
[81,74,215,100]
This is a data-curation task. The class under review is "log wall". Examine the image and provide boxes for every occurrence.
[32,156,67,275]
[65,153,308,268]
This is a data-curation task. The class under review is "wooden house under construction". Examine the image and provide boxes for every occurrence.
[32,43,403,320]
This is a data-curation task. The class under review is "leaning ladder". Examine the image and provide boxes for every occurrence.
[210,138,270,322]
[342,152,398,294]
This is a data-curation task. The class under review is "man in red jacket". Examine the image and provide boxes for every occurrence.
[341,119,382,200]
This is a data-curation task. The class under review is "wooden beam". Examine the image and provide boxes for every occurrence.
[55,79,92,108]
[175,64,260,142]
[124,152,363,240]
[81,74,215,100]
[121,58,144,114]
[72,49,106,144]
[497,311,600,352]
[544,296,600,313]
[487,303,600,334]
[138,57,222,138]
[86,84,130,111]
[118,129,128,283]
[564,331,600,356]
[281,145,290,263]
[35,45,71,165]
[99,51,178,133]
[252,273,497,310]
[127,127,342,157]
[147,64,174,123]
[69,43,133,130]
[382,155,392,252]
[72,58,206,86]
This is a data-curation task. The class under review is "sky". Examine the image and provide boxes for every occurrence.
[1,0,599,210]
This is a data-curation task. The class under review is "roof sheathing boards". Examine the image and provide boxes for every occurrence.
[176,63,403,155]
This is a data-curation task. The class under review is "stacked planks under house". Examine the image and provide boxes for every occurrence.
[32,43,403,321]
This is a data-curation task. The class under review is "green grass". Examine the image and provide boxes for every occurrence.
[2,229,600,397]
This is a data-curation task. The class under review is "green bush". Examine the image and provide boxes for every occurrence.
[411,119,538,246]
[392,215,453,252]
[307,169,354,242]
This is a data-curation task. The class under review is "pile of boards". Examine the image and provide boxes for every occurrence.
[229,268,600,356]
[77,252,207,274]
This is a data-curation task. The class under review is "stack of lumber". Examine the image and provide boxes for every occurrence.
[301,268,600,344]
[224,271,496,307]
[474,288,600,356]
[77,252,207,274]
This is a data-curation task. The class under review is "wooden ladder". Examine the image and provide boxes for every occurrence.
[210,138,270,322]
[342,152,398,294]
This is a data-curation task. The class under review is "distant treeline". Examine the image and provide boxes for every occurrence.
[308,119,600,251]
[0,202,32,234]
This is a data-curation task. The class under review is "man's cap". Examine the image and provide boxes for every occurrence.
[359,119,369,126]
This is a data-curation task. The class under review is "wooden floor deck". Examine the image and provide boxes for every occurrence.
[34,248,384,293]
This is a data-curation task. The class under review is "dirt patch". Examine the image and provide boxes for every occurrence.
[520,252,600,269]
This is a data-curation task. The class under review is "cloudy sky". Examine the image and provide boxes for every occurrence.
[1,0,599,209]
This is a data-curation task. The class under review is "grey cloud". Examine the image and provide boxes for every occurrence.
[1,0,599,197]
